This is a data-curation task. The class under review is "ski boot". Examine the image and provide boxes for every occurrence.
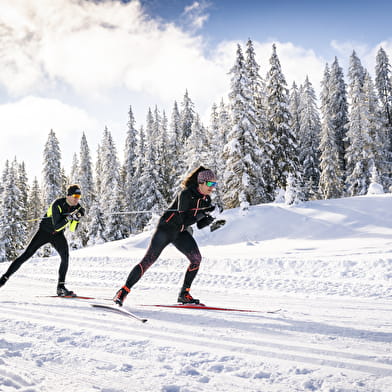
[113,286,130,307]
[177,287,200,304]
[57,284,76,297]
[0,275,8,288]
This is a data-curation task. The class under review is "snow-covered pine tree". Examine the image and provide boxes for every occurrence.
[17,162,29,225]
[330,57,349,176]
[345,54,372,196]
[133,126,150,231]
[367,163,384,195]
[72,132,94,246]
[154,107,171,202]
[26,177,44,237]
[0,160,26,260]
[137,110,165,229]
[180,89,195,141]
[168,101,185,194]
[289,82,301,145]
[207,103,224,206]
[222,43,265,210]
[99,127,127,241]
[245,39,270,203]
[78,132,94,210]
[121,106,138,234]
[362,72,387,189]
[298,76,321,200]
[70,153,80,184]
[265,44,299,199]
[87,199,106,245]
[375,47,392,188]
[183,114,209,175]
[375,47,392,148]
[319,64,344,199]
[42,129,63,206]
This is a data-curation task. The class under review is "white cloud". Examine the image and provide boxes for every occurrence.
[0,96,99,178]
[182,1,210,31]
[3,0,391,181]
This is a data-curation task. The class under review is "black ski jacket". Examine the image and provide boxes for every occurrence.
[39,197,84,234]
[159,186,214,232]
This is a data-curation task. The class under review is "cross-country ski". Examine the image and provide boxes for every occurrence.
[90,303,148,323]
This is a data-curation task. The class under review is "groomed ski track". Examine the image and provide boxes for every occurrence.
[1,255,391,392]
[1,195,392,391]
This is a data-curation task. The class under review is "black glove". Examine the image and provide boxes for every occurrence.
[204,205,216,213]
[78,206,85,216]
[64,209,83,222]
[210,219,226,232]
[197,215,215,229]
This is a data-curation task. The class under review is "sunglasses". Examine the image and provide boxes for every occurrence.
[205,181,217,187]
[71,194,81,199]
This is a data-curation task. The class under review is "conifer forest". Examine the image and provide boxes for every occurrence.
[1,41,392,261]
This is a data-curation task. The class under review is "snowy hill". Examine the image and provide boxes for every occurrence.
[1,194,391,391]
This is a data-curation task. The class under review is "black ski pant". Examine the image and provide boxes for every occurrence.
[124,226,202,290]
[3,229,70,284]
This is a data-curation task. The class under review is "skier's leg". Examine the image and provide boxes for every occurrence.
[1,230,49,282]
[50,234,73,295]
[172,231,202,303]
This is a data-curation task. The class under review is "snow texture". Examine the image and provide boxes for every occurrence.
[1,194,391,391]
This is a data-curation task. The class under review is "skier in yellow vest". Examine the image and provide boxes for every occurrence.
[0,184,85,296]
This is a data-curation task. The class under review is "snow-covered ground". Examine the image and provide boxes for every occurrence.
[1,194,391,392]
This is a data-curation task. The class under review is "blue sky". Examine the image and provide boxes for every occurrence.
[1,0,391,181]
[139,0,392,58]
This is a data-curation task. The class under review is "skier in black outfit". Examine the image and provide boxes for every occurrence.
[113,166,218,306]
[0,184,85,296]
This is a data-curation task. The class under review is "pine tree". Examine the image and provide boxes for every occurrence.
[222,44,265,210]
[375,47,392,146]
[27,177,44,237]
[345,55,372,196]
[298,76,321,199]
[183,114,208,175]
[319,64,344,199]
[265,44,299,197]
[138,110,166,226]
[42,129,63,206]
[375,47,392,187]
[169,101,185,193]
[0,160,26,260]
[362,72,387,188]
[121,106,138,233]
[330,57,349,175]
[99,127,127,241]
[133,126,150,231]
[70,153,80,184]
[180,90,195,141]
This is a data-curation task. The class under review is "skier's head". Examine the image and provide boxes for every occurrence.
[182,166,217,190]
[66,184,82,206]
[67,184,81,197]
[197,169,216,184]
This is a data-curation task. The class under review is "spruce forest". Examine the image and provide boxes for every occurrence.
[1,41,391,261]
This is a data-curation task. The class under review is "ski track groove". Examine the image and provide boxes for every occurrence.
[1,300,391,379]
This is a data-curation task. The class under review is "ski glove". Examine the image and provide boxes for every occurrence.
[197,215,215,229]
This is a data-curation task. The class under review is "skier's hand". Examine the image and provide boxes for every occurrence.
[197,215,215,229]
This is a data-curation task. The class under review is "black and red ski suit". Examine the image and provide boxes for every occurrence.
[2,198,83,284]
[123,185,214,290]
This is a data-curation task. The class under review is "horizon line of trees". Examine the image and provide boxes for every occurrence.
[1,41,391,261]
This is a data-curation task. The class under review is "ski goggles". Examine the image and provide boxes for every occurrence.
[71,194,81,199]
[205,181,217,187]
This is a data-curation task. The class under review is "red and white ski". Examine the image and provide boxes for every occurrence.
[139,304,281,313]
